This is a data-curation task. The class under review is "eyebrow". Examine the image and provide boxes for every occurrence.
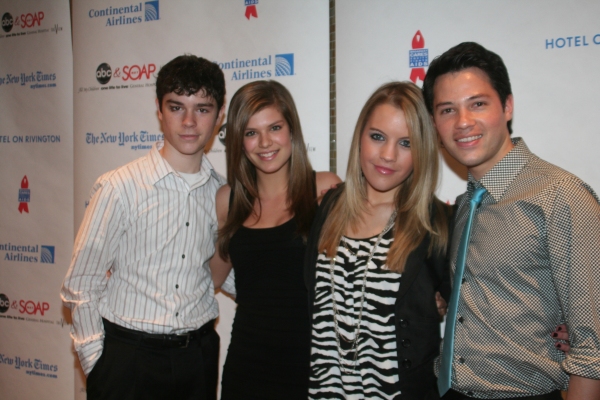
[165,99,215,108]
[245,119,285,130]
[434,93,490,110]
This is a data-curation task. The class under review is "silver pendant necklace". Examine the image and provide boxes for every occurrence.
[329,211,396,374]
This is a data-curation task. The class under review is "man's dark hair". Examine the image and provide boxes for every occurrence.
[156,55,225,111]
[422,42,513,133]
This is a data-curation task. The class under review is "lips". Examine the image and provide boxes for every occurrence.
[457,134,482,143]
[257,150,278,160]
[374,165,395,175]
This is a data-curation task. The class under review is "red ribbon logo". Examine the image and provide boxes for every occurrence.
[410,30,426,84]
[18,175,29,214]
[245,5,257,19]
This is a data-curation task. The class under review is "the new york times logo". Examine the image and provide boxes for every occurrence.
[2,12,13,33]
[96,63,112,84]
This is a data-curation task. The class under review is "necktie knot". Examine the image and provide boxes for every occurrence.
[471,187,487,208]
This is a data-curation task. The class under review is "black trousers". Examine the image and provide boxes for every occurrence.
[86,320,219,400]
[442,389,562,400]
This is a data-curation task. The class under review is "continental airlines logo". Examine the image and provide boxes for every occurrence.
[216,53,294,81]
[409,30,428,85]
[1,243,55,263]
[88,1,159,27]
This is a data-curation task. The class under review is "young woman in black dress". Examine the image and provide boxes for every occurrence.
[211,80,340,399]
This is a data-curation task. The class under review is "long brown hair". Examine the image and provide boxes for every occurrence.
[319,81,448,272]
[218,80,316,258]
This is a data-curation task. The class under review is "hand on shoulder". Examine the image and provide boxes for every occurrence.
[316,171,342,204]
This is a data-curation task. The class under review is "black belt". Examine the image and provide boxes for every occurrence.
[443,389,562,400]
[103,318,215,349]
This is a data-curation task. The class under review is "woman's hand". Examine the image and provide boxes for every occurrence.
[552,324,570,353]
[435,291,447,318]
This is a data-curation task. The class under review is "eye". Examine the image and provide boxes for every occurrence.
[369,132,385,141]
[271,125,281,131]
[198,108,210,113]
[439,107,453,115]
[169,106,181,112]
[473,101,485,108]
[399,139,411,148]
[244,130,256,137]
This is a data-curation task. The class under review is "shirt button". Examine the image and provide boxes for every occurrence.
[182,254,185,259]
[176,312,179,317]
[401,339,411,348]
[459,357,465,364]
[458,316,464,323]
[399,319,409,328]
[175,284,179,289]
[402,359,411,368]
[186,222,189,227]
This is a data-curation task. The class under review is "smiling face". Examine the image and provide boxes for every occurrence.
[242,106,292,178]
[157,91,223,173]
[360,103,414,203]
[432,67,514,180]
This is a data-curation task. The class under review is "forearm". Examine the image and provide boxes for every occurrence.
[566,375,600,400]
[209,252,232,290]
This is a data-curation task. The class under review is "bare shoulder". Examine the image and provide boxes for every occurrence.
[316,171,342,204]
[215,184,231,223]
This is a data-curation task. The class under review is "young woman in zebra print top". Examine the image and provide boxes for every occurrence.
[305,81,451,399]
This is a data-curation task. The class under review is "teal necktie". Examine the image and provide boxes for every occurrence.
[438,186,487,397]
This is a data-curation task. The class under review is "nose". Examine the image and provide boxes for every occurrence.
[258,131,272,148]
[182,110,196,127]
[380,141,397,162]
[456,108,474,130]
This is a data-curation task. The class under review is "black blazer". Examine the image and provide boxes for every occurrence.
[304,185,451,400]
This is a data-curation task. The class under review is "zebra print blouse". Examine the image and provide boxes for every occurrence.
[309,229,403,399]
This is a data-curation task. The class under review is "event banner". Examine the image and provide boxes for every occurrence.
[336,0,600,202]
[72,0,328,397]
[0,0,74,399]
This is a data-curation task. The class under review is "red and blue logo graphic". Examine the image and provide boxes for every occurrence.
[409,30,428,85]
[18,176,29,214]
[245,0,258,19]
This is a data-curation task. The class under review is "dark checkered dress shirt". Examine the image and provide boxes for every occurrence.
[436,138,600,398]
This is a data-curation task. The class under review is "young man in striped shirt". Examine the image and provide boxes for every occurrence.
[62,55,226,400]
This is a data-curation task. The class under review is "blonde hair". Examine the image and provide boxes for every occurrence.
[218,80,316,258]
[319,81,448,272]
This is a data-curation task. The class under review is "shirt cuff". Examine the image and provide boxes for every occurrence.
[75,336,104,376]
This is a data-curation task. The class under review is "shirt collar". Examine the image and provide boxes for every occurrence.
[147,141,218,187]
[467,137,532,202]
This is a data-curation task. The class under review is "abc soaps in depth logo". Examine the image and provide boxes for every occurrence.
[88,1,159,27]
[1,243,55,264]
[80,61,157,93]
[216,53,294,81]
[0,294,49,317]
[1,10,45,37]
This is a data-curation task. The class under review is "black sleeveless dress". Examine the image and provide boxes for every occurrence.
[220,217,311,399]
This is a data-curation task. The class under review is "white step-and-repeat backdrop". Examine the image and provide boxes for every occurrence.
[1,1,599,399]
[71,0,328,398]
[336,0,600,202]
[0,0,74,399]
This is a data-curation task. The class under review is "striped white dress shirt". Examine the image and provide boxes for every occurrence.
[61,142,224,375]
